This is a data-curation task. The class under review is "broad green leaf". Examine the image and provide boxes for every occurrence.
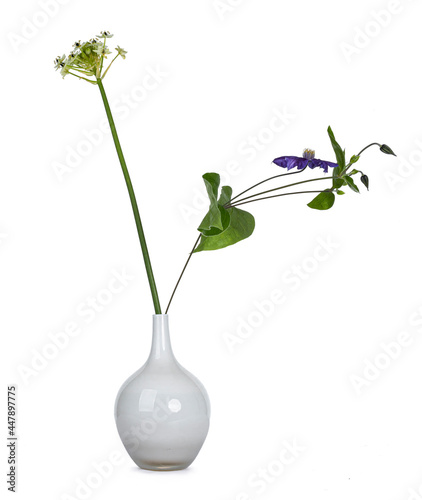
[218,186,233,206]
[344,175,360,193]
[200,206,231,236]
[327,126,345,171]
[198,173,223,233]
[194,207,255,252]
[203,173,220,200]
[307,190,335,210]
[332,177,345,189]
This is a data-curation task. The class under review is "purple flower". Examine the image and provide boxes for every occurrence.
[273,148,337,173]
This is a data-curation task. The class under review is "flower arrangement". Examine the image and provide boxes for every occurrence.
[54,32,396,316]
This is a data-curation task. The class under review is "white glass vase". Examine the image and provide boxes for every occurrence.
[114,314,210,471]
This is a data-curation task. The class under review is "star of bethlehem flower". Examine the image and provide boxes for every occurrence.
[273,148,338,173]
[54,54,66,70]
[94,44,112,57]
[97,31,113,38]
[116,46,127,59]
[53,32,126,83]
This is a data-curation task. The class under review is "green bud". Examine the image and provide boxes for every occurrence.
[360,174,369,190]
[380,144,396,156]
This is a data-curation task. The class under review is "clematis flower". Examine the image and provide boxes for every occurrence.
[273,148,337,173]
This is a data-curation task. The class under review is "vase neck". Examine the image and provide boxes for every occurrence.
[147,314,175,362]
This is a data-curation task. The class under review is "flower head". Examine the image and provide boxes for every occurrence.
[54,54,66,70]
[116,46,127,59]
[273,148,337,173]
[97,31,113,38]
[54,33,126,82]
[60,62,70,79]
[93,43,111,57]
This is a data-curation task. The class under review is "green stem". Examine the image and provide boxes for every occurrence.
[165,234,201,314]
[229,176,333,206]
[101,53,119,80]
[228,190,324,208]
[68,72,97,84]
[229,168,307,204]
[356,142,381,157]
[97,78,162,314]
[344,142,381,174]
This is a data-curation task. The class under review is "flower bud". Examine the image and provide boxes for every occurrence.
[380,144,396,156]
[360,174,369,190]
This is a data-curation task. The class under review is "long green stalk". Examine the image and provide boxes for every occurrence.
[97,78,162,314]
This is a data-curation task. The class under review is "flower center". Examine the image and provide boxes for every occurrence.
[302,148,315,160]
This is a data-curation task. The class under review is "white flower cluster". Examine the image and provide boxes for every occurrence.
[54,31,127,83]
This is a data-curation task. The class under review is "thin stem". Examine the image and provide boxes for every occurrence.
[228,190,324,208]
[165,235,201,314]
[356,142,381,157]
[68,72,97,84]
[98,36,106,78]
[229,168,307,204]
[229,176,333,206]
[344,143,381,174]
[97,78,162,314]
[101,53,119,80]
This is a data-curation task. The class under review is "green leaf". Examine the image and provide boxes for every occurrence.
[332,165,342,190]
[194,207,255,252]
[337,190,345,195]
[307,190,335,210]
[327,126,345,172]
[349,169,359,176]
[332,177,345,189]
[197,173,224,233]
[203,172,220,200]
[200,206,231,236]
[218,186,232,206]
[344,175,360,193]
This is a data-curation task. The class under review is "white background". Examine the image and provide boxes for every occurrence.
[1,0,422,499]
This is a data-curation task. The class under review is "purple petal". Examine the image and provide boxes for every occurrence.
[309,158,338,173]
[273,156,308,170]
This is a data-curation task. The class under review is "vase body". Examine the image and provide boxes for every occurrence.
[114,314,210,471]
